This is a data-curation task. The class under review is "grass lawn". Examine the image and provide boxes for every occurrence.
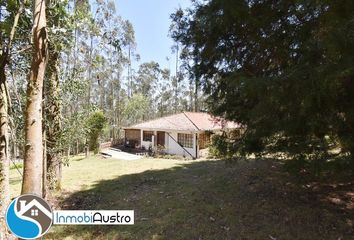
[10,155,353,239]
[10,155,195,197]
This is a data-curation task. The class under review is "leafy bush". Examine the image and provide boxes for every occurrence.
[86,111,107,154]
[208,134,232,158]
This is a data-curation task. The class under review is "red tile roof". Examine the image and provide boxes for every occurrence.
[124,112,241,132]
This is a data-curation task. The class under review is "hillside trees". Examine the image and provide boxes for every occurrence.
[55,0,197,153]
[171,0,354,164]
[59,0,125,150]
[123,93,149,125]
[0,0,200,205]
[155,68,174,117]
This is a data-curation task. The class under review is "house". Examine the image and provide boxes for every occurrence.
[18,199,52,218]
[123,112,241,159]
[15,197,52,235]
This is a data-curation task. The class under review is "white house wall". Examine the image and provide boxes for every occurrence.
[138,129,198,158]
[140,129,154,150]
[165,131,197,158]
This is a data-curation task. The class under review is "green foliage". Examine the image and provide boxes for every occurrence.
[86,111,107,153]
[171,0,354,166]
[208,134,232,158]
[123,93,150,124]
[47,0,73,51]
[10,163,23,170]
[4,0,201,165]
[59,105,100,154]
[284,154,354,179]
[133,61,160,96]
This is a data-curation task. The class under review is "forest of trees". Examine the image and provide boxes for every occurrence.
[171,0,354,163]
[1,0,354,237]
[0,0,205,236]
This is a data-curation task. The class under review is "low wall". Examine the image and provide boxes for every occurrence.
[99,141,112,150]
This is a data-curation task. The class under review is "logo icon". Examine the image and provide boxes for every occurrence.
[6,194,53,239]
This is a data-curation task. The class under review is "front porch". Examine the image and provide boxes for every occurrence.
[124,129,205,159]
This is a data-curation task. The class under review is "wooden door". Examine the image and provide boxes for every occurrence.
[157,131,165,146]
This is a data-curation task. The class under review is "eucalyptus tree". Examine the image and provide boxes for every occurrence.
[134,62,160,97]
[123,93,149,125]
[44,0,73,191]
[0,0,28,236]
[59,0,102,155]
[60,0,137,150]
[155,68,174,117]
[122,20,137,98]
[22,0,48,196]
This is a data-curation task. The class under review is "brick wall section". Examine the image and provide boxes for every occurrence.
[99,141,112,150]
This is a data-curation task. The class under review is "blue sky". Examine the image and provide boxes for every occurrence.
[115,0,191,71]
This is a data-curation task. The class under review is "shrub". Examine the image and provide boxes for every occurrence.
[208,134,232,158]
[86,111,107,154]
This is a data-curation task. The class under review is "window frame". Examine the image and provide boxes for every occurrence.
[177,133,193,148]
[143,131,154,142]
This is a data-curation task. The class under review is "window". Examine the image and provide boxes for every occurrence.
[198,132,212,150]
[143,131,153,142]
[31,209,39,216]
[178,133,193,148]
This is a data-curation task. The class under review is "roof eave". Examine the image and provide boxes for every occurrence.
[123,127,199,132]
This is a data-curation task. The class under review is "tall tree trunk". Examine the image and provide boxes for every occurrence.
[0,66,10,239]
[128,46,131,98]
[174,44,179,113]
[22,0,48,196]
[193,55,199,112]
[85,144,89,158]
[76,139,79,155]
[116,66,121,140]
[189,80,194,111]
[0,2,23,237]
[87,34,93,105]
[45,51,62,191]
[194,76,199,112]
[99,80,104,109]
[110,81,115,142]
[43,130,47,196]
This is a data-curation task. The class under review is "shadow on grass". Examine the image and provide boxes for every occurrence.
[47,159,353,240]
